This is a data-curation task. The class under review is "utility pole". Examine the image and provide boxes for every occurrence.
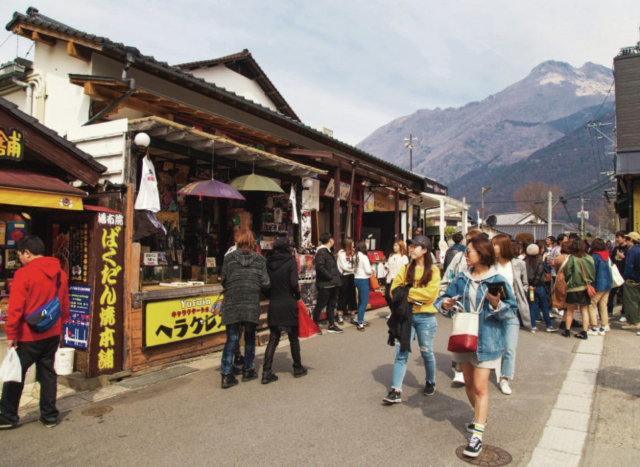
[481,187,491,230]
[404,133,418,172]
[580,196,585,239]
[548,190,553,238]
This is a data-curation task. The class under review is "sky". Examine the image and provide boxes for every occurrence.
[1,1,639,145]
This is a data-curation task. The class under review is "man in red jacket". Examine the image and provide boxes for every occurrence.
[0,236,70,429]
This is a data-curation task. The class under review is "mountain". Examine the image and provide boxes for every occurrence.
[448,107,615,218]
[357,61,613,184]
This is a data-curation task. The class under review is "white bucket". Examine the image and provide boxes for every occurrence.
[55,347,75,375]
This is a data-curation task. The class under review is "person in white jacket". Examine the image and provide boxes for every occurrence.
[384,240,409,317]
[352,240,372,331]
[336,239,357,324]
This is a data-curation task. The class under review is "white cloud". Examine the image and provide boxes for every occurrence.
[1,0,638,145]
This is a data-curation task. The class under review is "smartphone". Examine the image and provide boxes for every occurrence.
[487,282,509,298]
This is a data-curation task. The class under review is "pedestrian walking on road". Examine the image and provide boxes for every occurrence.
[313,233,343,334]
[383,235,441,404]
[444,232,466,271]
[491,234,533,397]
[525,243,555,333]
[0,236,70,429]
[609,231,629,321]
[384,240,409,315]
[262,237,307,384]
[352,240,373,331]
[219,229,271,389]
[621,232,640,329]
[336,239,357,325]
[562,239,595,339]
[588,238,612,336]
[435,236,517,458]
[440,229,484,386]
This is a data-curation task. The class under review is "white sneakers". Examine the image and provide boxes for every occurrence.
[453,371,465,386]
[619,316,627,322]
[499,379,512,395]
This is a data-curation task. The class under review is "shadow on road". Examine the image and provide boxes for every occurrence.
[598,366,640,398]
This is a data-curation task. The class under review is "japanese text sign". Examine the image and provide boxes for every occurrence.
[89,222,124,376]
[0,127,24,161]
[63,286,92,349]
[143,294,225,348]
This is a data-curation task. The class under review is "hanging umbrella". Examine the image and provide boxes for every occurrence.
[177,179,245,201]
[228,173,285,193]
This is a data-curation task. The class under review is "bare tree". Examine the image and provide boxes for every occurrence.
[594,204,618,237]
[513,182,564,221]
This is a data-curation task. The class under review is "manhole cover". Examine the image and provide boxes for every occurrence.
[455,444,512,466]
[81,406,113,417]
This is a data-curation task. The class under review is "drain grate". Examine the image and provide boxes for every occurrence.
[455,445,512,466]
[81,406,113,417]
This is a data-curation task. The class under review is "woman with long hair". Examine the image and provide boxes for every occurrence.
[383,235,441,404]
[219,229,270,388]
[336,239,357,324]
[435,237,517,458]
[524,244,556,333]
[588,238,612,336]
[262,237,306,384]
[491,234,532,396]
[352,240,372,331]
[563,239,595,339]
[384,240,409,317]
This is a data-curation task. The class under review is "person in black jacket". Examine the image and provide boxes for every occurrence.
[262,237,307,384]
[313,232,343,334]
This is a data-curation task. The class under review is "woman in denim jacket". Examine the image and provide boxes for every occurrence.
[435,237,517,458]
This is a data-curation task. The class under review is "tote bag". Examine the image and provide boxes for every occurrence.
[447,292,484,353]
[610,260,625,288]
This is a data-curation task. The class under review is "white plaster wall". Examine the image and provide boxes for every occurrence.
[187,66,278,111]
[0,88,27,110]
[33,42,92,134]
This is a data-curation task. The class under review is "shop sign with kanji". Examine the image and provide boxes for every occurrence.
[89,222,124,376]
[143,294,225,348]
[0,127,24,161]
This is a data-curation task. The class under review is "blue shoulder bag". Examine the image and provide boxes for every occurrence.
[25,273,62,333]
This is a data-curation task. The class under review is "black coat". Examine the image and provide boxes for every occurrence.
[266,251,300,327]
[314,246,341,288]
[387,285,413,352]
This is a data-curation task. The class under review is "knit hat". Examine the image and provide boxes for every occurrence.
[526,243,540,256]
[273,236,291,251]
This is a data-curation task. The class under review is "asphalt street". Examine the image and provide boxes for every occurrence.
[2,309,577,467]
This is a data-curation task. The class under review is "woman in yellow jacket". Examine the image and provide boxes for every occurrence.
[383,235,441,404]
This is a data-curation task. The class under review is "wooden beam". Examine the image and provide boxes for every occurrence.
[12,23,103,50]
[32,31,56,46]
[333,167,341,253]
[67,42,92,62]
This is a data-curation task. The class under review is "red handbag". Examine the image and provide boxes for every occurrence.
[298,301,321,338]
[578,258,596,299]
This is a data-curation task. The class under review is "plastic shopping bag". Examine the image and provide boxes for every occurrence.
[0,348,22,383]
[298,301,321,338]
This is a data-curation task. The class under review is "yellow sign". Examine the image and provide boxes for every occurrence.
[0,127,24,161]
[144,294,225,348]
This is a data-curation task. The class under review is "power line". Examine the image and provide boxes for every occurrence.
[0,32,12,50]
[592,80,615,121]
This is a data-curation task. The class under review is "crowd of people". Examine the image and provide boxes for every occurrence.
[3,226,636,460]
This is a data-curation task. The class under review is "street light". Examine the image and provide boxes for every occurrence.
[404,133,418,171]
[481,186,492,230]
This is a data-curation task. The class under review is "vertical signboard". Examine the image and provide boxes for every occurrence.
[634,182,640,233]
[89,212,124,376]
[63,285,92,349]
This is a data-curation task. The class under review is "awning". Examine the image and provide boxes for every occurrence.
[128,116,326,177]
[0,167,86,211]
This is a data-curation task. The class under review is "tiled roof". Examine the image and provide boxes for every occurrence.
[491,223,571,240]
[5,8,430,190]
[175,49,300,122]
[0,95,107,176]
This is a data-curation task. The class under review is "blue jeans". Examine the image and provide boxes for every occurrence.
[221,322,256,375]
[391,313,437,391]
[354,278,370,324]
[529,286,551,328]
[501,317,520,380]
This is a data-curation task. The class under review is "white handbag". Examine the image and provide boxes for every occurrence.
[448,309,480,352]
[610,260,625,288]
[0,348,22,383]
